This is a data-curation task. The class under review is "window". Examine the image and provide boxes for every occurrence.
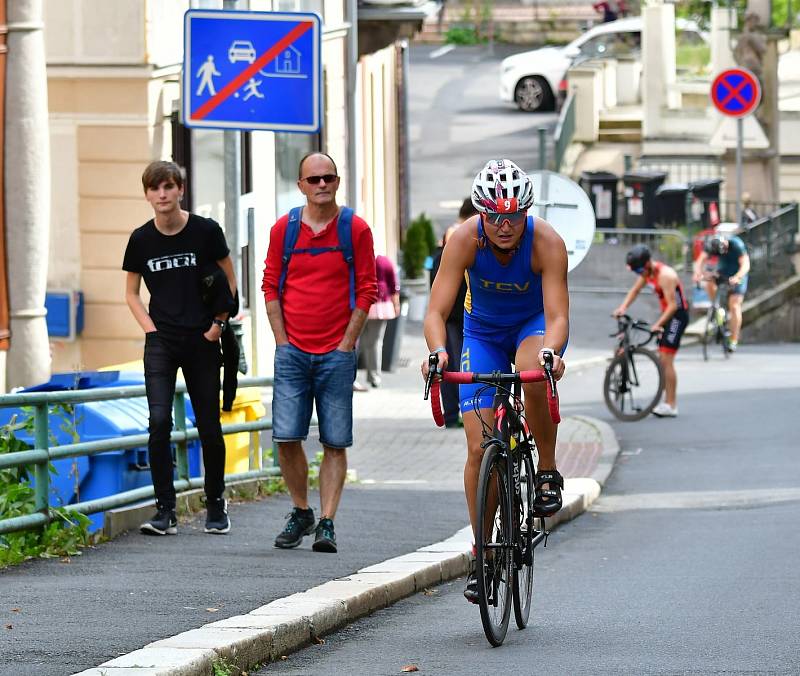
[274,132,320,216]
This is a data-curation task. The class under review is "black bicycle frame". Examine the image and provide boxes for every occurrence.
[490,383,546,562]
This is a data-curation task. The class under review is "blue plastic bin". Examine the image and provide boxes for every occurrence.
[0,371,201,531]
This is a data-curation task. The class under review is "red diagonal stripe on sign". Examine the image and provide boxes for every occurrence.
[720,80,747,107]
[191,21,312,121]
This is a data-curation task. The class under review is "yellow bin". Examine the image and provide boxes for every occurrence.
[221,387,266,475]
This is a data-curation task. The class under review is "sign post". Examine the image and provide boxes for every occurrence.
[710,67,762,226]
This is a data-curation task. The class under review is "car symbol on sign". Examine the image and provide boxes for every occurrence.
[228,40,256,64]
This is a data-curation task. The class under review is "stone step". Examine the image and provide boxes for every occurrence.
[599,118,642,130]
[597,129,643,143]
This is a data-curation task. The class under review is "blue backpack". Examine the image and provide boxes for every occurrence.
[277,206,356,310]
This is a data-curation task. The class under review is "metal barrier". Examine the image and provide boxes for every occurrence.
[638,156,726,185]
[738,203,799,294]
[0,376,278,536]
[553,91,576,173]
[569,228,691,294]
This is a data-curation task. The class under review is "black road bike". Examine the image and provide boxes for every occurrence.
[603,314,664,422]
[700,276,733,361]
[425,354,560,646]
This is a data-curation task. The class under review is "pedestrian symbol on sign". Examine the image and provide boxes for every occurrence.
[195,55,221,97]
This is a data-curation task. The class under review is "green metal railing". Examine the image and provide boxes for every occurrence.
[739,203,799,293]
[553,91,576,173]
[0,376,279,535]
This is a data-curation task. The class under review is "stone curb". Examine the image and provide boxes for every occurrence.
[72,414,621,676]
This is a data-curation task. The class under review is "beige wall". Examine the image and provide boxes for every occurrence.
[357,44,400,262]
[43,0,373,374]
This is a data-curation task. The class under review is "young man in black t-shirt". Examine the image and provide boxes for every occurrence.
[123,161,236,535]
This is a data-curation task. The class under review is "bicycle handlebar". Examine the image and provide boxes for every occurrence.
[425,358,560,427]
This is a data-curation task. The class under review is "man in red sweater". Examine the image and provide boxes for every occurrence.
[262,152,377,553]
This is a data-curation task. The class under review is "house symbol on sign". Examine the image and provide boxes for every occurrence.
[277,45,301,74]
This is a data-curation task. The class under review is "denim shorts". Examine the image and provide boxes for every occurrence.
[272,343,356,449]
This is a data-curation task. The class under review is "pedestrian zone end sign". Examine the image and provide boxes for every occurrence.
[183,9,321,133]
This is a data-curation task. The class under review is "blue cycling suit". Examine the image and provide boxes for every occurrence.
[459,216,566,413]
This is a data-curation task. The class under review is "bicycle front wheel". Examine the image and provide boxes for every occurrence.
[702,308,715,361]
[512,445,536,629]
[603,347,664,421]
[476,442,513,646]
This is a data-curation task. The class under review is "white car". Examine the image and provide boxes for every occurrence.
[500,17,706,112]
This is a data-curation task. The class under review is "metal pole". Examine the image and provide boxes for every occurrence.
[346,0,359,209]
[223,0,244,287]
[537,127,547,170]
[736,117,743,226]
[33,403,49,514]
[173,393,189,483]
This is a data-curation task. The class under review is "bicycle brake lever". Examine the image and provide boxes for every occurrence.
[423,353,439,400]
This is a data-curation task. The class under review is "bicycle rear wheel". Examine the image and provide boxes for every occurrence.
[476,442,513,646]
[603,347,664,421]
[512,445,536,629]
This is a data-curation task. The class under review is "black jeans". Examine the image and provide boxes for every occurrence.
[442,320,464,425]
[144,331,225,509]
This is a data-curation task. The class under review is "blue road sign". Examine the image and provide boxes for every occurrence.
[183,9,321,133]
[710,68,761,119]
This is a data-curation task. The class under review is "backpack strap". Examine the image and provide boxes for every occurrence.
[278,207,303,299]
[337,207,356,310]
[278,206,356,310]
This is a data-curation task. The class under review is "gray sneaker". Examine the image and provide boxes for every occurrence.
[274,507,316,548]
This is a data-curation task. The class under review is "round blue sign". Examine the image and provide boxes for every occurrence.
[710,68,761,118]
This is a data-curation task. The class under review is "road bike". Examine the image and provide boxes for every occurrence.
[700,276,733,361]
[424,354,560,646]
[603,314,664,422]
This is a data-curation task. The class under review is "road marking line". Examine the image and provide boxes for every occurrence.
[430,45,455,59]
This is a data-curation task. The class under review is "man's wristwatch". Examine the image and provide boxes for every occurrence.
[212,319,226,331]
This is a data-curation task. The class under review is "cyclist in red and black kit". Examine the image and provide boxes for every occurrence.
[613,245,689,418]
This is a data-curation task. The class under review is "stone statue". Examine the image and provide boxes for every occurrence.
[733,12,766,82]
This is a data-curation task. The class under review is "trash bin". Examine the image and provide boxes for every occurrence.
[622,170,667,228]
[688,178,723,230]
[655,183,690,227]
[220,387,266,475]
[580,171,619,229]
[381,293,409,373]
[0,371,201,532]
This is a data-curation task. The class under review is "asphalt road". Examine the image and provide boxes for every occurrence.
[408,43,557,237]
[263,344,800,675]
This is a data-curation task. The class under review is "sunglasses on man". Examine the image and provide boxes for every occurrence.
[301,174,338,185]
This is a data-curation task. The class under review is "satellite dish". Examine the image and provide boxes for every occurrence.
[528,171,595,272]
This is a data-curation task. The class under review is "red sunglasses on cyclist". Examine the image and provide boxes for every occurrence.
[301,174,338,185]
[486,211,526,227]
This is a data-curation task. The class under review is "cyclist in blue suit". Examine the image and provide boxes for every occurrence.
[422,159,569,602]
[693,233,750,351]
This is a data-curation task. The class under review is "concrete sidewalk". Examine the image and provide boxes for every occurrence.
[3,328,617,676]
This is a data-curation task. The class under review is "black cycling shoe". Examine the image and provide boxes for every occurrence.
[274,507,316,548]
[464,571,479,604]
[140,505,177,536]
[533,469,564,516]
[312,517,337,553]
[204,497,231,534]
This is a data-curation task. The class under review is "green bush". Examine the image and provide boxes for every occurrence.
[445,26,481,45]
[401,219,429,279]
[0,413,92,568]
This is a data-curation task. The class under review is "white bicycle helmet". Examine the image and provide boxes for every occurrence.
[471,159,535,214]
